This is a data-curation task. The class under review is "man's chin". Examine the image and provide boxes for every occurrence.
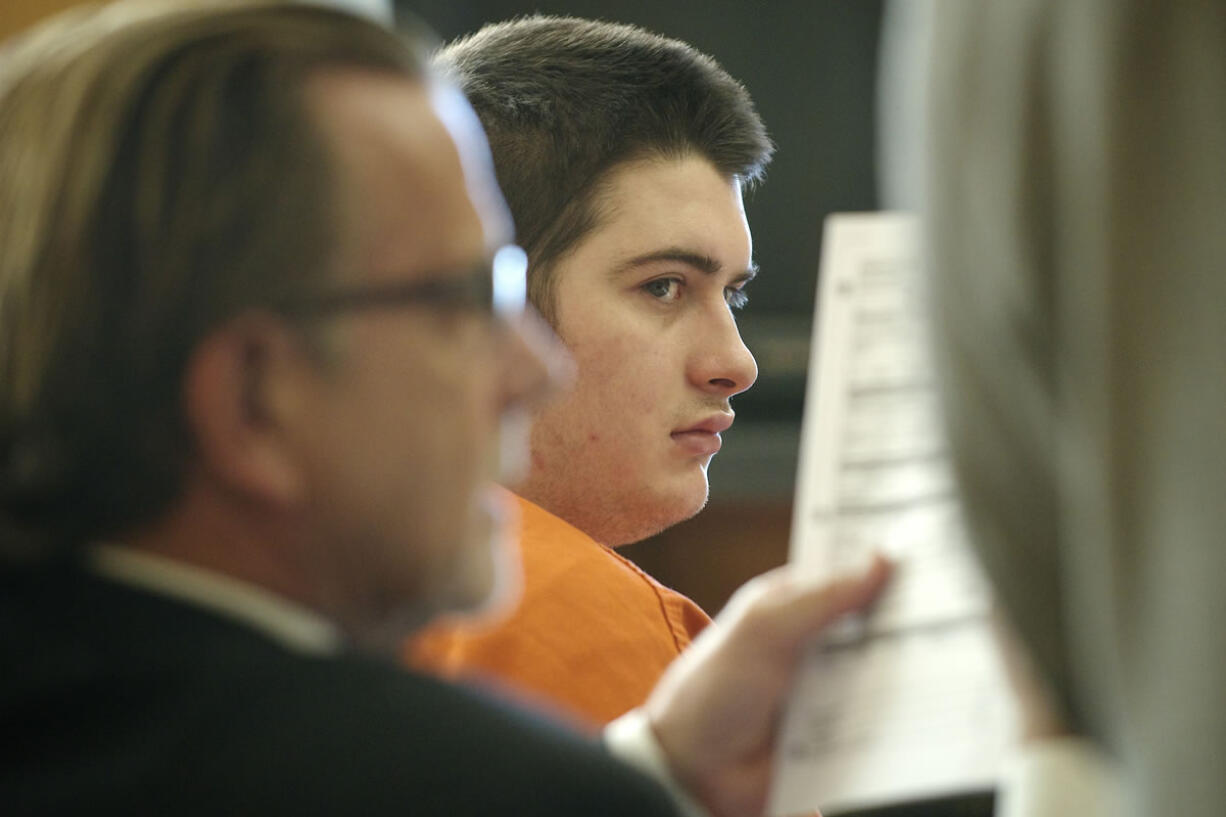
[674,469,711,516]
[672,488,710,528]
[426,500,524,626]
[608,480,709,546]
[443,534,522,623]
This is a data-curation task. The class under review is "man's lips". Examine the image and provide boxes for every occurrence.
[671,413,734,457]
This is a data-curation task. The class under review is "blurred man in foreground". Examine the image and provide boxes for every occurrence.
[0,3,887,814]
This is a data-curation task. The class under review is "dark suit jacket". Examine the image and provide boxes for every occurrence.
[0,563,682,816]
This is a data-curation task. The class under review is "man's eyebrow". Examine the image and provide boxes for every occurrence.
[610,247,759,281]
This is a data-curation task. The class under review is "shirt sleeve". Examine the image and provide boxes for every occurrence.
[603,708,711,817]
[997,738,1121,817]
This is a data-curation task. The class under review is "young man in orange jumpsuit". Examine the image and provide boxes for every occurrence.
[409,16,771,726]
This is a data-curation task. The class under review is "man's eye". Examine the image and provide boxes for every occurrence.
[725,286,749,310]
[642,277,682,301]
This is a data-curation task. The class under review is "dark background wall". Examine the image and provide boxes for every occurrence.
[399,0,886,611]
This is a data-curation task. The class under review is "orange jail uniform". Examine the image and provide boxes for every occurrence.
[406,493,710,727]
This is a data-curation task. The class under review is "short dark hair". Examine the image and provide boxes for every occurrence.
[432,15,773,320]
[0,2,425,559]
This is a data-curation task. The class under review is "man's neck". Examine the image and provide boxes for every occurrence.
[90,542,342,654]
[119,481,332,632]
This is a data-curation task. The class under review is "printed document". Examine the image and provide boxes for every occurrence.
[767,213,1016,816]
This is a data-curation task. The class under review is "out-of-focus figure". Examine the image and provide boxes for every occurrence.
[916,2,1226,816]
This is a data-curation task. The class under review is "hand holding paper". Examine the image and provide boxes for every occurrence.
[645,557,892,817]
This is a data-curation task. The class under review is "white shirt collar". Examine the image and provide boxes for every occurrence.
[89,543,343,655]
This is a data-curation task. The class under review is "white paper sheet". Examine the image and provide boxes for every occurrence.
[768,213,1017,816]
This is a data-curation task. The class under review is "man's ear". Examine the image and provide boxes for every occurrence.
[182,313,308,508]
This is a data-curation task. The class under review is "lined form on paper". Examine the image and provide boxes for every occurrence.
[767,214,1016,816]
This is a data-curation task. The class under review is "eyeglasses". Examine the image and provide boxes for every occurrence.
[278,244,528,323]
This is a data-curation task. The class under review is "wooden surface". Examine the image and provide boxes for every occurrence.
[621,498,793,615]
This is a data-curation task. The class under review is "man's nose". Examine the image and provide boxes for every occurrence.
[688,305,758,398]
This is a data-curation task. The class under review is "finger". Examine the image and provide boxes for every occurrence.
[723,554,893,655]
